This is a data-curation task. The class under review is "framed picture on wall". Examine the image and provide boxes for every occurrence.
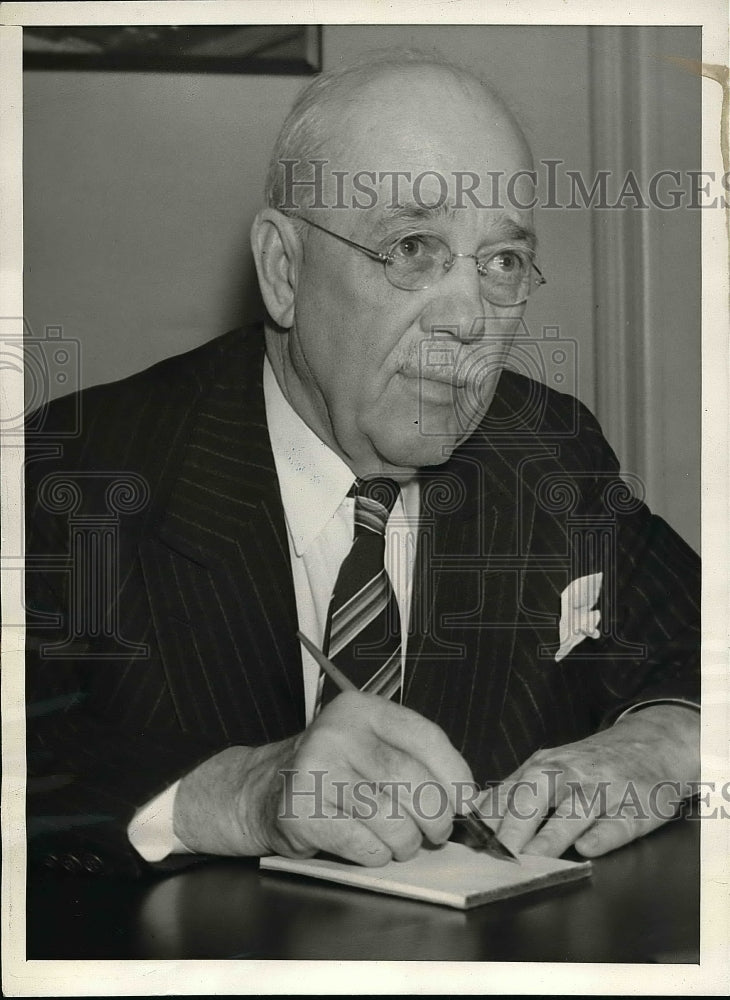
[22,24,322,74]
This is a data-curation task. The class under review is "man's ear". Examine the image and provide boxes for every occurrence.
[250,209,302,329]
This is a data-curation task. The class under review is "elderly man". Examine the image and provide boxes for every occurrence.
[26,53,699,877]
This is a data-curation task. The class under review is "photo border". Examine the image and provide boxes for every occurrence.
[2,1,727,996]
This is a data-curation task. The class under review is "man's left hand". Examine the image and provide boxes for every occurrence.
[477,704,699,858]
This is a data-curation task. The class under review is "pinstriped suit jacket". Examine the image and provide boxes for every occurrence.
[25,326,700,875]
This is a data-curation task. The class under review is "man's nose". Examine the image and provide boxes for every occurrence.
[418,259,489,342]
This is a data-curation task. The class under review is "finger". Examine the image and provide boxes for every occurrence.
[373,751,455,846]
[521,777,608,857]
[334,777,425,861]
[312,701,456,844]
[281,760,428,863]
[315,692,474,810]
[573,811,657,858]
[330,741,453,848]
[494,787,543,854]
[273,770,397,866]
[365,695,475,809]
[473,782,517,834]
[471,753,542,832]
[496,768,564,854]
[283,812,396,868]
[304,694,469,845]
[344,739,455,846]
[275,767,403,866]
[521,800,596,857]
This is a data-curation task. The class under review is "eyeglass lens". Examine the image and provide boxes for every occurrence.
[386,233,534,304]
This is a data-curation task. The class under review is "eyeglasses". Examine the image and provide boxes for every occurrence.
[296,216,546,306]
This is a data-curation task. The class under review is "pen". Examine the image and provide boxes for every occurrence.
[296,628,520,864]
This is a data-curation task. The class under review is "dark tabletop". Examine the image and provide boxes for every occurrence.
[27,813,699,962]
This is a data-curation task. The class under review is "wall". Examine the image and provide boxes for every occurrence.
[23,25,700,548]
[23,70,306,383]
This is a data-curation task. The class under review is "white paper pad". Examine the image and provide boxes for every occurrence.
[260,841,592,909]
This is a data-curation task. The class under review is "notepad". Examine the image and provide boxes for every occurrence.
[260,842,592,909]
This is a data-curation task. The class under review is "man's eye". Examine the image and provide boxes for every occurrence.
[481,250,528,276]
[393,235,426,258]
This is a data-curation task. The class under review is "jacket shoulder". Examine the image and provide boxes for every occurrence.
[489,368,610,448]
[467,368,621,483]
[26,328,260,472]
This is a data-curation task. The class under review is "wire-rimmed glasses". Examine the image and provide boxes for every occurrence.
[296,216,546,307]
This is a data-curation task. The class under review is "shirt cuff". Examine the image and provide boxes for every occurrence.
[613,698,700,725]
[127,780,193,863]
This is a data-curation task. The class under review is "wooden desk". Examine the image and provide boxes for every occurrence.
[27,813,699,962]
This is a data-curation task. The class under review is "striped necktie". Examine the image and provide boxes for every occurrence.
[319,477,402,710]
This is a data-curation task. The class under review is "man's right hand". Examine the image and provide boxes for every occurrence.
[172,692,475,866]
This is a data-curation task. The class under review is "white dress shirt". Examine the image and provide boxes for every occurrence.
[127,356,419,861]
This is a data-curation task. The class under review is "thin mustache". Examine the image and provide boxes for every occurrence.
[399,367,466,386]
[399,351,501,385]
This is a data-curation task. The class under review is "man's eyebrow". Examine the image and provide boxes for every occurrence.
[371,202,456,233]
[487,218,538,250]
[371,204,537,249]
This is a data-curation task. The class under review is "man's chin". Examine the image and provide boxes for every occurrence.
[374,427,469,472]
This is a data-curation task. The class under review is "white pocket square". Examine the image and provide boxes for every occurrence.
[555,572,603,662]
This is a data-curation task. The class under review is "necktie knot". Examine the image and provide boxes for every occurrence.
[352,477,400,537]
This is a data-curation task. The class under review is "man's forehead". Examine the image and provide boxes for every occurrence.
[333,113,527,174]
[323,65,529,168]
[321,114,532,219]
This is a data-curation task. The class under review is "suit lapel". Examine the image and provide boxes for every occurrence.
[403,390,567,779]
[140,332,304,746]
[404,433,520,761]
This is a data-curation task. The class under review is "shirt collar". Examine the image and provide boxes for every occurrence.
[264,355,355,556]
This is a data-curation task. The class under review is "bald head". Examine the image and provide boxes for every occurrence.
[265,52,532,215]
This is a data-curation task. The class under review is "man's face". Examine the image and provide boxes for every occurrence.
[274,68,536,476]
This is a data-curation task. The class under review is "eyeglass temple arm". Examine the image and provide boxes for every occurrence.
[299,214,545,284]
[297,216,392,263]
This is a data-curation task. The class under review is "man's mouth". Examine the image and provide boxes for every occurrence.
[399,367,468,389]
